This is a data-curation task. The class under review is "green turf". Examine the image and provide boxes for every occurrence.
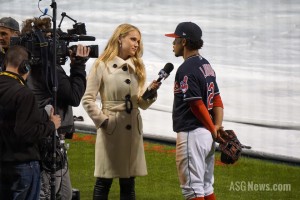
[67,133,300,200]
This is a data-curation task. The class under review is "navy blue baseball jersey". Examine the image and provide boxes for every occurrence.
[173,55,220,132]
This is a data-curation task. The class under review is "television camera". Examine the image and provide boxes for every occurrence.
[10,12,98,65]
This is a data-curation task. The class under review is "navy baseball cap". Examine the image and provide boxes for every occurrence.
[0,17,20,31]
[165,22,202,41]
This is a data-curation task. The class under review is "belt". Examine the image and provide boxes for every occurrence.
[102,98,138,114]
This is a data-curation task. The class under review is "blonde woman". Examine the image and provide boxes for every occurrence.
[82,24,160,200]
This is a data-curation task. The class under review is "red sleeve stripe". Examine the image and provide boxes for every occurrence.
[213,94,224,108]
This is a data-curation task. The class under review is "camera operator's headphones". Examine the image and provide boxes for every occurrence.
[17,48,32,75]
[18,59,31,75]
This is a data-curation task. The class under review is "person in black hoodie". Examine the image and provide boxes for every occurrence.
[0,45,61,200]
[21,17,91,200]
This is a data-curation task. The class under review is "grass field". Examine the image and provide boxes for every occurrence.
[67,133,300,200]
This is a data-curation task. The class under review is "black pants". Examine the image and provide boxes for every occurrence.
[93,177,136,200]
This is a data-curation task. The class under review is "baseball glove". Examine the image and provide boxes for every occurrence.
[217,129,250,164]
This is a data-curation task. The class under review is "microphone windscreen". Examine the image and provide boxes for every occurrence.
[163,63,174,74]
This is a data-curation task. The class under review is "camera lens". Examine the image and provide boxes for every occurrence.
[68,45,98,58]
[88,45,98,58]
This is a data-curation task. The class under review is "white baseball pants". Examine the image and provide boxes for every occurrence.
[176,127,215,199]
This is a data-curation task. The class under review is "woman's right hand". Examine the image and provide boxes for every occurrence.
[149,80,162,91]
[50,108,61,129]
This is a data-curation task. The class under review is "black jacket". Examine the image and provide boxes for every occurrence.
[27,61,86,136]
[0,71,55,162]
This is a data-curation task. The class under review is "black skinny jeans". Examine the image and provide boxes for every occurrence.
[93,177,136,200]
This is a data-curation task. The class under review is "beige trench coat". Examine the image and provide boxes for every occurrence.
[82,56,155,178]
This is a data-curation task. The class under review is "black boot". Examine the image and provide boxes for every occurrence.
[93,178,113,200]
[119,177,136,200]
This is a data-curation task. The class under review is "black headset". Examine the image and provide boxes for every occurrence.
[18,59,31,75]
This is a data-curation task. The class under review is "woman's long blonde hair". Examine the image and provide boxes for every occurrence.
[96,24,146,92]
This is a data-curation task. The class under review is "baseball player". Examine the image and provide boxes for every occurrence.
[165,22,224,200]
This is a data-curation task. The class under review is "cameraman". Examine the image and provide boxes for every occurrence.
[0,17,20,71]
[21,17,91,200]
[0,45,61,200]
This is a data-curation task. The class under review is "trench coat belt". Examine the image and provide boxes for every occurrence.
[102,100,138,112]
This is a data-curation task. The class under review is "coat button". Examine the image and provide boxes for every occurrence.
[122,66,128,71]
[126,125,132,130]
[113,64,117,68]
[125,79,131,84]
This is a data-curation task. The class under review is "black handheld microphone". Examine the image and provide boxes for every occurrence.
[142,63,174,100]
[156,63,174,82]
